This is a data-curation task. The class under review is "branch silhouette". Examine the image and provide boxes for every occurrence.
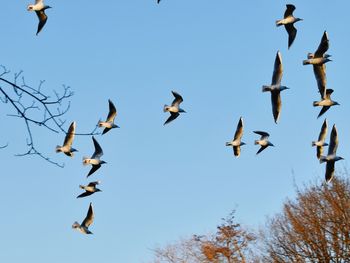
[0,66,98,167]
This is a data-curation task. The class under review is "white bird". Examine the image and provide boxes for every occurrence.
[98,99,119,135]
[312,119,328,160]
[56,121,77,157]
[254,131,274,155]
[72,203,94,235]
[77,181,102,198]
[83,136,106,177]
[313,89,339,118]
[163,91,186,125]
[320,124,344,183]
[303,31,332,99]
[225,117,246,157]
[276,4,303,49]
[27,0,52,35]
[262,51,289,123]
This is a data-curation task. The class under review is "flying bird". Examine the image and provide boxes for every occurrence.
[77,181,102,198]
[313,89,339,118]
[98,99,119,135]
[56,121,77,157]
[27,0,52,35]
[276,4,303,49]
[303,31,332,99]
[83,136,106,177]
[157,0,161,3]
[254,131,274,155]
[225,117,246,157]
[320,124,344,183]
[72,202,94,234]
[312,119,328,159]
[262,51,289,123]
[163,91,186,125]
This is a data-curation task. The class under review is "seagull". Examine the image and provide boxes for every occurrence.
[163,91,186,125]
[98,99,119,135]
[320,124,344,183]
[72,202,94,235]
[225,117,246,157]
[56,121,78,157]
[83,136,106,177]
[77,181,102,198]
[262,51,289,123]
[312,119,328,160]
[276,4,303,49]
[313,89,339,118]
[303,31,332,99]
[27,0,52,35]
[254,131,274,155]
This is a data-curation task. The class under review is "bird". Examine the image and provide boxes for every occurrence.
[262,51,289,123]
[98,99,119,135]
[83,136,106,177]
[254,131,274,155]
[77,181,102,198]
[313,89,339,118]
[303,31,332,99]
[312,119,328,160]
[225,117,246,157]
[276,4,303,49]
[157,0,161,3]
[72,202,94,235]
[163,91,186,125]
[27,0,52,35]
[320,124,344,183]
[56,121,78,157]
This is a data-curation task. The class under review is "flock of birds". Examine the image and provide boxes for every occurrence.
[26,1,344,234]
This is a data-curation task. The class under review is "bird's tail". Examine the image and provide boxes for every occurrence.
[163,105,168,112]
[313,101,319,107]
[303,60,310,65]
[55,146,62,153]
[262,85,271,92]
[275,20,283,27]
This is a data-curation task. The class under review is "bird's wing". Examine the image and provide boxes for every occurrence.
[63,121,76,147]
[233,117,243,140]
[102,127,111,135]
[317,106,330,119]
[106,99,117,122]
[35,0,43,4]
[87,164,101,178]
[157,0,161,3]
[91,136,103,159]
[284,4,296,18]
[88,181,100,187]
[272,51,283,85]
[171,91,183,107]
[285,24,297,49]
[318,119,328,142]
[316,146,323,160]
[35,10,48,35]
[328,124,338,155]
[271,91,281,124]
[256,145,268,155]
[254,131,270,140]
[313,64,327,99]
[81,203,94,228]
[164,112,179,125]
[233,146,241,157]
[77,191,93,198]
[325,89,334,99]
[325,161,335,183]
[314,31,329,58]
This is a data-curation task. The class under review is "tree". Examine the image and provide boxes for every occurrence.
[0,66,97,167]
[260,176,350,262]
[152,210,257,263]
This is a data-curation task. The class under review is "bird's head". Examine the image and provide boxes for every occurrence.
[72,222,80,229]
[27,4,34,11]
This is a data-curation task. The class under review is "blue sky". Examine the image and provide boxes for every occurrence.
[0,1,349,262]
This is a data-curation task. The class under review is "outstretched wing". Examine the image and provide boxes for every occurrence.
[254,131,270,140]
[314,31,329,58]
[77,191,93,198]
[327,124,338,156]
[272,51,283,85]
[106,99,117,123]
[171,91,183,107]
[256,145,268,155]
[285,23,297,49]
[271,91,281,124]
[81,203,94,228]
[164,112,179,125]
[318,119,328,142]
[233,117,243,141]
[87,164,101,178]
[325,161,335,183]
[63,121,76,147]
[35,10,48,35]
[313,64,327,99]
[91,136,103,159]
[284,4,296,18]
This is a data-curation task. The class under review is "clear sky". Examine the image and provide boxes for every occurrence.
[1,1,349,262]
